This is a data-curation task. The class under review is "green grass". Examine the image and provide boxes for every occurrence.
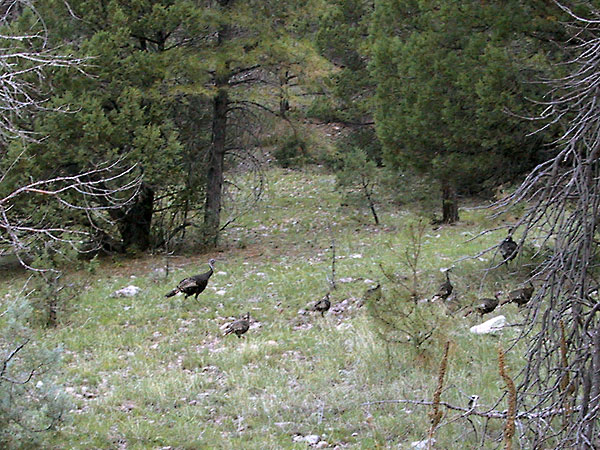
[2,167,533,449]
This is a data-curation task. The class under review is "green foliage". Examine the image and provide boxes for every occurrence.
[371,0,562,198]
[28,272,79,328]
[336,147,379,224]
[0,298,70,448]
[313,0,382,163]
[366,220,450,360]
[273,135,310,168]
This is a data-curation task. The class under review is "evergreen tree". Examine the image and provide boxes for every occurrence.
[371,0,560,223]
[19,0,327,251]
[314,0,381,163]
[195,0,327,246]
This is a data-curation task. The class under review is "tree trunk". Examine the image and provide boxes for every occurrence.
[203,83,228,247]
[362,179,379,225]
[441,178,459,224]
[115,182,154,251]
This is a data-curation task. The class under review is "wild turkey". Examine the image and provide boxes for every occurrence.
[165,258,216,301]
[465,293,500,317]
[312,293,331,317]
[224,313,250,338]
[500,235,518,264]
[364,283,382,302]
[433,270,453,301]
[475,293,501,316]
[502,283,534,307]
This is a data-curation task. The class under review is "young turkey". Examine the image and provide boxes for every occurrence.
[433,270,453,301]
[499,235,518,264]
[502,283,534,307]
[165,258,216,301]
[312,293,331,317]
[475,293,501,317]
[465,293,501,317]
[224,313,250,338]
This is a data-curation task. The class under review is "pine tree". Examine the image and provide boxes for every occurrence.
[314,0,380,163]
[371,0,561,223]
[24,0,327,250]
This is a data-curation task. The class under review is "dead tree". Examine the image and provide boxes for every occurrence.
[492,3,600,448]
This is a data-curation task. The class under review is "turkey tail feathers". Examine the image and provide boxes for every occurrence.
[165,289,179,298]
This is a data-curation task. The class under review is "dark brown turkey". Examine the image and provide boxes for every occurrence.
[502,283,534,307]
[433,270,453,301]
[500,235,518,264]
[224,313,250,338]
[312,293,331,317]
[475,293,501,317]
[364,283,382,302]
[465,292,501,317]
[165,258,216,301]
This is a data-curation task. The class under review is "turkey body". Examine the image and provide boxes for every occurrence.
[435,271,453,301]
[505,284,534,306]
[224,313,250,338]
[165,259,215,300]
[312,294,331,317]
[475,294,500,317]
[500,236,518,264]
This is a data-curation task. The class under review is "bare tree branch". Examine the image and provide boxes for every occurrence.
[488,3,600,447]
[0,1,141,265]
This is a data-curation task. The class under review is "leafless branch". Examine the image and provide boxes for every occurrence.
[488,4,600,447]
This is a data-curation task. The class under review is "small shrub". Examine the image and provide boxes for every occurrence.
[365,220,451,363]
[0,298,70,448]
[273,135,309,168]
[336,147,380,225]
[29,272,79,328]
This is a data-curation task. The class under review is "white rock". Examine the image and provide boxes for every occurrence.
[111,285,141,297]
[305,435,320,445]
[411,438,435,449]
[215,290,226,296]
[339,277,354,283]
[349,254,363,259]
[316,441,329,448]
[470,315,507,335]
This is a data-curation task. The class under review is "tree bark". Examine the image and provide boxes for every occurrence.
[441,178,459,223]
[203,82,228,247]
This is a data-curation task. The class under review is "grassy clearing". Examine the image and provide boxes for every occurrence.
[2,167,533,449]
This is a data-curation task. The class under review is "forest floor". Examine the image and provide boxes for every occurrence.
[3,167,535,449]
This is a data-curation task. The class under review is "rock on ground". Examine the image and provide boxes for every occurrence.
[469,315,507,335]
[110,285,141,297]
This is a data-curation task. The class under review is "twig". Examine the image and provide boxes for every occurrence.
[329,225,336,290]
[498,344,516,450]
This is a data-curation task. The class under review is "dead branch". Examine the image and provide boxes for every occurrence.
[489,3,600,447]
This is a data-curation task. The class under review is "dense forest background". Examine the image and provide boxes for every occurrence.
[2,1,600,449]
[0,0,570,258]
